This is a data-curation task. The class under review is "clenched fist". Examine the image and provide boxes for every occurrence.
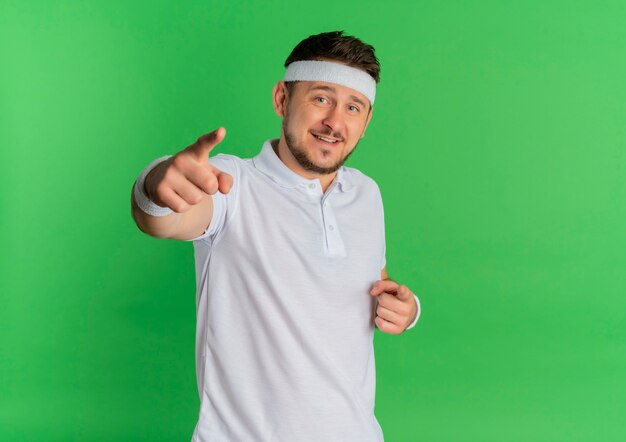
[144,127,233,213]
[370,280,418,334]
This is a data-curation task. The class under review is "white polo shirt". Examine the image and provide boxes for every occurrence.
[188,139,418,441]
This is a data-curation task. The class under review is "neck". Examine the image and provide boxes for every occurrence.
[273,138,337,192]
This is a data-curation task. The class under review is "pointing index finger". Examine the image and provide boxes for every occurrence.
[192,127,226,160]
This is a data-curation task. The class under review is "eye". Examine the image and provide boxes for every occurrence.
[315,96,328,104]
[348,104,360,113]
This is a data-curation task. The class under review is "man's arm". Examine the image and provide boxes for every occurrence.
[130,127,232,241]
[381,267,391,281]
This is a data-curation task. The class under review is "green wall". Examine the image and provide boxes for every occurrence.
[2,1,625,441]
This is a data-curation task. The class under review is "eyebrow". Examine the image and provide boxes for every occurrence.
[308,84,369,109]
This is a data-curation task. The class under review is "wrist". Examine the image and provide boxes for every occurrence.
[134,155,173,217]
[143,163,163,203]
[404,294,421,331]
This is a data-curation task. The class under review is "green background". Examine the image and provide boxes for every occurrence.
[1,1,625,441]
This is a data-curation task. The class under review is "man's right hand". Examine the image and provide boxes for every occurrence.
[144,127,233,213]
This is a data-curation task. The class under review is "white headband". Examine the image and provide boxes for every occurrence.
[284,60,376,105]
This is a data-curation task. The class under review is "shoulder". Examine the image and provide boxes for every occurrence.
[209,152,243,166]
[342,166,383,199]
[208,153,247,176]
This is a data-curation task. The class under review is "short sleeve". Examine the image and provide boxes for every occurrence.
[381,242,386,271]
[185,154,240,244]
[374,181,386,271]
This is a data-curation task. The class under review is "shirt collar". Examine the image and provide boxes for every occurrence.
[252,139,355,192]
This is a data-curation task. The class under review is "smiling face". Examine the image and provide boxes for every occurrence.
[273,80,373,177]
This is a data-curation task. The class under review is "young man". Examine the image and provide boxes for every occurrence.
[131,31,421,442]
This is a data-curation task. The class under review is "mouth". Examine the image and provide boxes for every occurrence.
[311,132,343,147]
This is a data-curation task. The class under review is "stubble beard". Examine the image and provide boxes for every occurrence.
[282,115,358,175]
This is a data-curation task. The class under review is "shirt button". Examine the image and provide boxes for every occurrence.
[308,183,315,189]
[328,225,334,231]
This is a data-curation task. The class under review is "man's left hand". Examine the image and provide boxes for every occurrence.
[370,280,418,334]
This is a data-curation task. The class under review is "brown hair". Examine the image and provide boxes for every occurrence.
[284,31,381,83]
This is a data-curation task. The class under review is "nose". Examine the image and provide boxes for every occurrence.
[321,105,344,134]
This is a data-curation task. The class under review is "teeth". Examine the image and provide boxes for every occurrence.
[315,135,337,143]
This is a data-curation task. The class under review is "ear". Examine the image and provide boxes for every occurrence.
[360,105,374,138]
[272,81,288,117]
